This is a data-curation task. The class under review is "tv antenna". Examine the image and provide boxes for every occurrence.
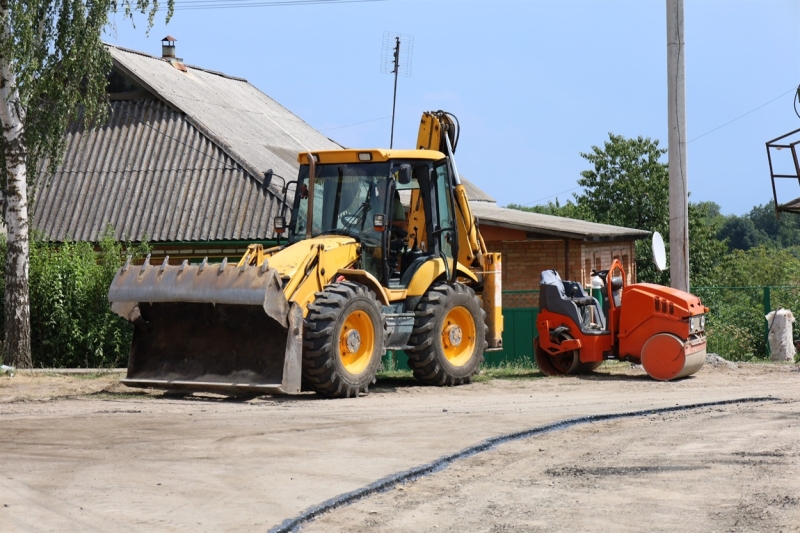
[381,31,413,148]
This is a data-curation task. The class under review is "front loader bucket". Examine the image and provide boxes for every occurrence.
[108,258,303,395]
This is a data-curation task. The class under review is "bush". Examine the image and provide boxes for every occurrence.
[0,226,148,368]
[695,245,800,360]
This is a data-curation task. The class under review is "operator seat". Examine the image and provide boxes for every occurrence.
[539,269,606,332]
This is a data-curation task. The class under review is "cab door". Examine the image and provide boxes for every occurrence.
[431,160,457,261]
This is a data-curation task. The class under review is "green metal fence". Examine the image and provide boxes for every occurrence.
[385,290,540,370]
[489,290,539,366]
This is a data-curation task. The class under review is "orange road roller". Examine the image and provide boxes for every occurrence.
[534,259,708,380]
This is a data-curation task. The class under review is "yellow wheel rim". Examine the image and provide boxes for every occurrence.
[338,310,376,375]
[440,306,477,367]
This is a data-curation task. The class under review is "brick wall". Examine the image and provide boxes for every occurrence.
[486,238,638,291]
[579,241,637,285]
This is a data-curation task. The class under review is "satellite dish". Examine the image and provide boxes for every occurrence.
[652,231,667,272]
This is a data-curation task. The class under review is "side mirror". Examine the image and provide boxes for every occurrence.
[263,169,274,188]
[397,164,412,185]
[373,213,386,232]
[274,216,286,234]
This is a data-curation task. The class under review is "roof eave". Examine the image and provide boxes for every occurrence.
[475,216,650,242]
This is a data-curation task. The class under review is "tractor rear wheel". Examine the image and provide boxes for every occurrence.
[407,282,487,386]
[302,281,385,398]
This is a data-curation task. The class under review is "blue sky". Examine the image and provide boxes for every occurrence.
[107,0,800,216]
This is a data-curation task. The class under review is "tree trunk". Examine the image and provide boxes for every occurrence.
[0,5,32,368]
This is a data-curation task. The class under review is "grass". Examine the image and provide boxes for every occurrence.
[71,370,125,380]
[376,359,545,385]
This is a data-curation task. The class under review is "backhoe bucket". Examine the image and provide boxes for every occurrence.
[108,259,303,395]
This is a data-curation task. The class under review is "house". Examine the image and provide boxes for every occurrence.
[33,38,341,260]
[460,180,646,290]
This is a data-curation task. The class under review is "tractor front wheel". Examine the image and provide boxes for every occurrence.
[302,281,385,398]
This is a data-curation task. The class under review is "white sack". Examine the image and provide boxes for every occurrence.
[766,309,796,362]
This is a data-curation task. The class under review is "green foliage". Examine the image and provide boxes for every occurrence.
[0,226,148,367]
[717,216,768,252]
[719,200,800,252]
[0,0,173,176]
[576,134,670,233]
[507,198,590,220]
[693,246,800,360]
[710,246,800,287]
[509,133,726,286]
[688,202,728,287]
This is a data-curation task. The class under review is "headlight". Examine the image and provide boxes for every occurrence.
[688,315,705,333]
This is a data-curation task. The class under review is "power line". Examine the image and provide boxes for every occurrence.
[318,115,391,131]
[162,0,384,11]
[522,88,796,206]
[688,87,796,143]
[523,185,582,206]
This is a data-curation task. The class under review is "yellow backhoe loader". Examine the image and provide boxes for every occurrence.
[108,111,503,397]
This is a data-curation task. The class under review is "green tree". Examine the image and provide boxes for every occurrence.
[688,201,728,287]
[0,0,172,367]
[506,197,589,219]
[717,215,767,252]
[508,133,726,286]
[747,201,800,248]
[575,134,671,283]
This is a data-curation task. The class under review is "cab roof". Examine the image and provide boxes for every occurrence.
[296,149,445,164]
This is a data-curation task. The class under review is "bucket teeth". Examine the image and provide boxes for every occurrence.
[179,259,188,272]
[219,257,228,272]
[199,257,208,272]
[123,255,132,272]
[160,256,169,271]
[141,254,151,272]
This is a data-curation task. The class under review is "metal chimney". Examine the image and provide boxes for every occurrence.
[161,36,177,59]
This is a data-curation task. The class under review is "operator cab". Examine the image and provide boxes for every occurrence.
[284,149,457,288]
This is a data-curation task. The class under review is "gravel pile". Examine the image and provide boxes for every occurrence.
[705,353,738,370]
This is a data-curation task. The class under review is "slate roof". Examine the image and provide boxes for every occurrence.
[469,201,650,241]
[35,100,281,242]
[33,43,339,243]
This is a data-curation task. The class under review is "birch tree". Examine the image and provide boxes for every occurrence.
[0,0,172,367]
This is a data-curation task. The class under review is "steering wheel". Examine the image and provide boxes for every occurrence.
[340,212,362,226]
[390,225,408,239]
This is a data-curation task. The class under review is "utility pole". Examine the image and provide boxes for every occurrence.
[381,31,413,149]
[667,0,689,291]
[390,36,400,149]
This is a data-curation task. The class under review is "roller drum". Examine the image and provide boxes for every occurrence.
[640,333,706,381]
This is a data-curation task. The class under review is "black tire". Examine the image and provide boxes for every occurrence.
[302,281,386,398]
[534,337,561,376]
[534,331,601,376]
[407,282,487,386]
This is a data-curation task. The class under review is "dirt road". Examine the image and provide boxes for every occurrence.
[0,362,798,532]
